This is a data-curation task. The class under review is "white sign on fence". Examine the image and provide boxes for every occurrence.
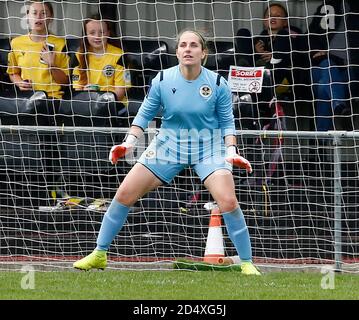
[228,66,265,93]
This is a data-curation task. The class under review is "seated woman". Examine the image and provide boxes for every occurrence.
[71,14,131,107]
[252,2,313,131]
[233,2,297,130]
[253,2,303,98]
[7,1,69,99]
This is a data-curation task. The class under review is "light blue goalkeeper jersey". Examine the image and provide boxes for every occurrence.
[132,65,235,163]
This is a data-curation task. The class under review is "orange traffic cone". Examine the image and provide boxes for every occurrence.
[203,206,226,264]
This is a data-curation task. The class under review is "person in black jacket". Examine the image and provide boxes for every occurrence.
[253,3,300,95]
[252,2,313,130]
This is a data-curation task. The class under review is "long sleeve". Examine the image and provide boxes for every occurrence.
[132,73,162,130]
[216,77,236,137]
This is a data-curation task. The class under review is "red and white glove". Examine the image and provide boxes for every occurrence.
[225,145,253,174]
[109,134,138,165]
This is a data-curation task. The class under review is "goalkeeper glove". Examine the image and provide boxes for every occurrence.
[109,134,138,165]
[225,145,253,174]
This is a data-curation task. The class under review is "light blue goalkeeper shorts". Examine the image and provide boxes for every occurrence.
[137,137,232,184]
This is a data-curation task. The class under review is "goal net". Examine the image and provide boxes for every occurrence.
[0,0,358,272]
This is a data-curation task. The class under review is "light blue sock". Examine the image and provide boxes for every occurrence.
[96,198,130,251]
[222,207,252,262]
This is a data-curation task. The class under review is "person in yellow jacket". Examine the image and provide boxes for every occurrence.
[7,1,70,99]
[72,14,131,106]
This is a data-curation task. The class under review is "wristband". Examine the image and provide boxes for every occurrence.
[124,134,138,146]
[226,145,238,157]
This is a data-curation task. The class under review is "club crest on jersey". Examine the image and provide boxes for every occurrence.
[145,150,156,159]
[103,65,115,77]
[199,85,212,98]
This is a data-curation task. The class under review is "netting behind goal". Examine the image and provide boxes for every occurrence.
[0,0,358,271]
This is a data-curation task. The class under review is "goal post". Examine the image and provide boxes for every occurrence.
[0,126,358,271]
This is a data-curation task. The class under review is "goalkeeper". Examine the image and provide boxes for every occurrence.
[73,29,260,275]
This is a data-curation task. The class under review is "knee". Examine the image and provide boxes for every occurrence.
[216,195,238,213]
[115,186,137,207]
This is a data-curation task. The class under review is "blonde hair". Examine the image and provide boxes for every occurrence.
[176,28,207,51]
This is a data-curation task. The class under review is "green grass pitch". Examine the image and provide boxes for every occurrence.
[0,270,358,300]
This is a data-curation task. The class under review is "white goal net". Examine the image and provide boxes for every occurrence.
[0,0,358,272]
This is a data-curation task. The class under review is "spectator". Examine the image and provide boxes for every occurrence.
[71,14,131,106]
[7,0,70,99]
[347,0,359,103]
[306,0,350,131]
[253,2,302,99]
[6,1,71,204]
[242,2,313,131]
